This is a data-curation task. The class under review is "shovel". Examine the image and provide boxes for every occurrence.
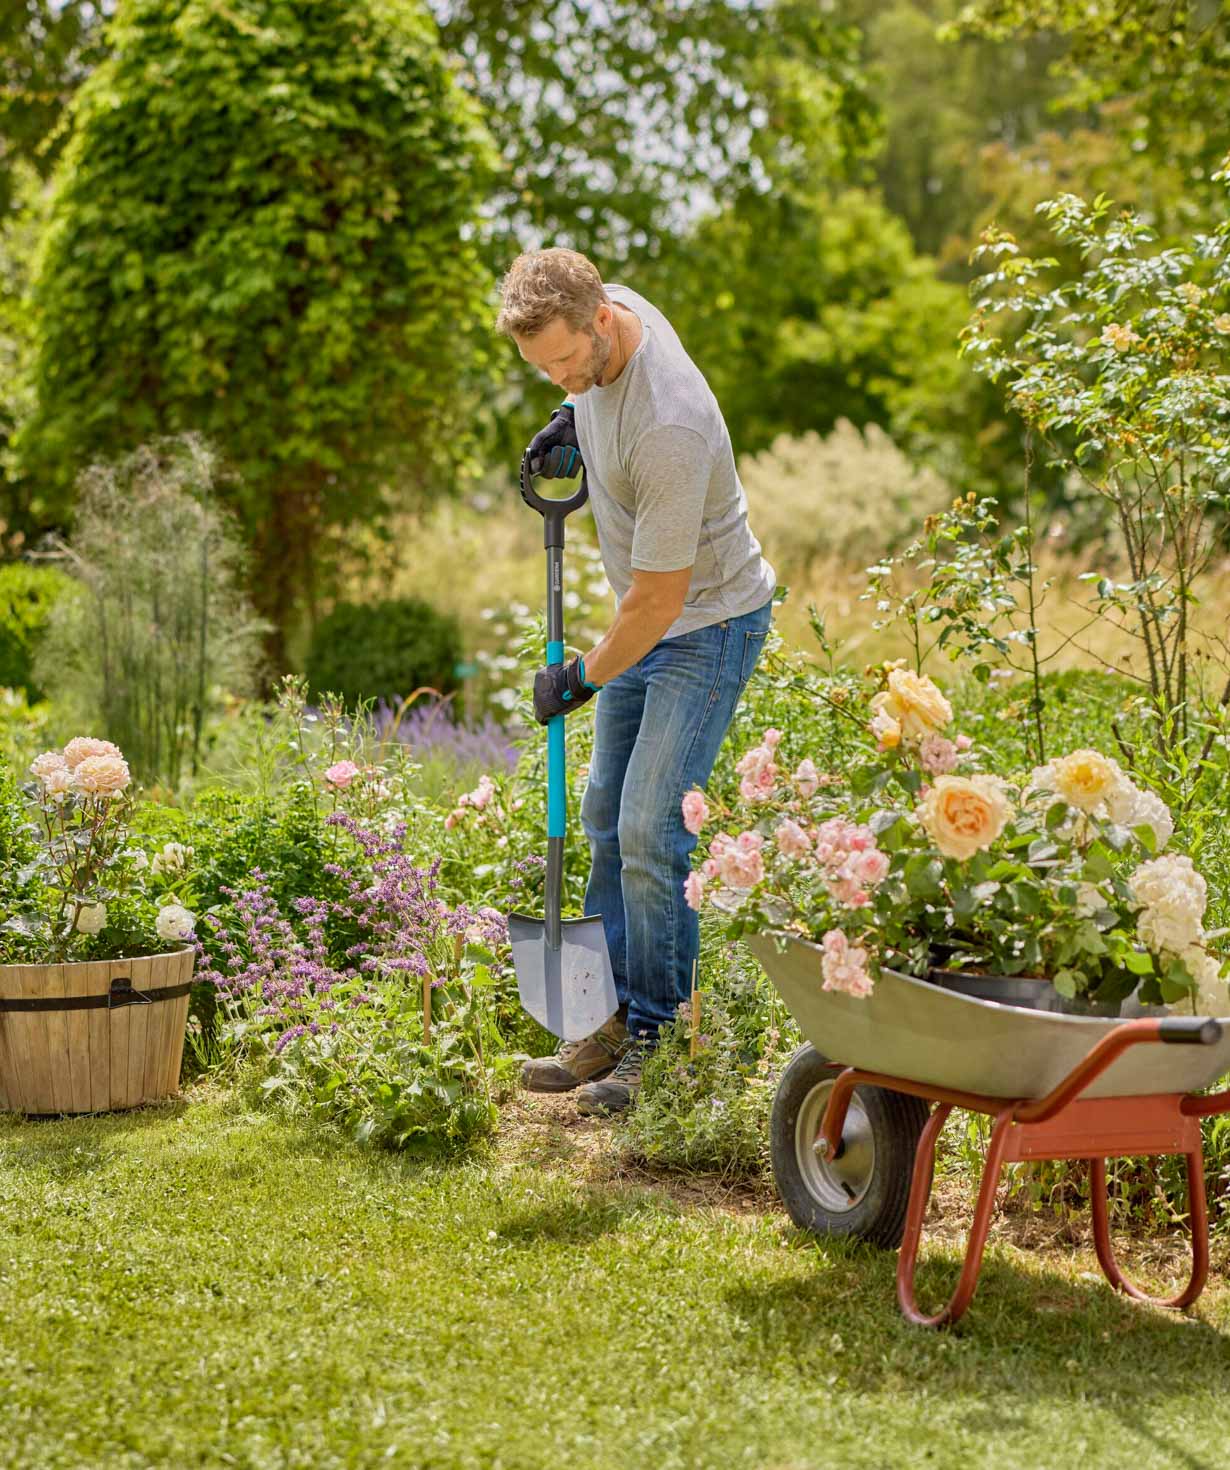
[508,449,619,1041]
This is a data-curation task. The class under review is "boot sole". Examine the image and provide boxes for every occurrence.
[522,1063,617,1094]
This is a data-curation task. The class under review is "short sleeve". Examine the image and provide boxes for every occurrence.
[628,425,712,573]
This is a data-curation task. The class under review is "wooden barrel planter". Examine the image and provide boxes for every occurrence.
[0,948,195,1116]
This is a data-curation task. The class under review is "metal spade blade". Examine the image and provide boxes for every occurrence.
[508,910,618,1041]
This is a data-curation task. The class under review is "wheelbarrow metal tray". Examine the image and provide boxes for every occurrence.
[747,933,1230,1100]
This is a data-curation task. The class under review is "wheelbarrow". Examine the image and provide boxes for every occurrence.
[747,932,1230,1328]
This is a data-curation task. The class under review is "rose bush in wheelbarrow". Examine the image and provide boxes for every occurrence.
[683,663,1228,1017]
[680,664,1230,1262]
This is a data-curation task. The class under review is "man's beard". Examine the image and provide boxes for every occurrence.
[571,327,613,393]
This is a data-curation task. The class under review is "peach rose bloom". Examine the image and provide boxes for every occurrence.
[872,669,953,741]
[1050,749,1122,813]
[30,750,68,781]
[72,753,132,797]
[917,774,1012,860]
[63,737,122,769]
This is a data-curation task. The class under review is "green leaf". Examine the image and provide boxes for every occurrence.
[1045,800,1069,831]
[1008,881,1042,916]
[1052,968,1080,999]
[904,854,944,899]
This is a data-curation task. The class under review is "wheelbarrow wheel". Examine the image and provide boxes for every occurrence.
[770,1042,930,1249]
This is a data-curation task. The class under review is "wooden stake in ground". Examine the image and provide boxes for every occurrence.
[690,959,701,1060]
[423,973,433,1044]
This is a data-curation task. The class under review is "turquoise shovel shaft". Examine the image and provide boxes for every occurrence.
[544,545,566,951]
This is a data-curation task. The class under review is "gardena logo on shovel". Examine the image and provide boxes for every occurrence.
[507,448,618,1040]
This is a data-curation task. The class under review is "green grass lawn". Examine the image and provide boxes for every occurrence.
[3,1087,1229,1470]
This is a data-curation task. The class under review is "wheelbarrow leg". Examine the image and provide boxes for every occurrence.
[897,1105,1016,1329]
[1089,1151,1209,1310]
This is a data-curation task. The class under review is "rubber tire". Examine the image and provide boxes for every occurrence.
[770,1042,931,1249]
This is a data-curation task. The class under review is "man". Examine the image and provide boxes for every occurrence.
[496,248,775,1114]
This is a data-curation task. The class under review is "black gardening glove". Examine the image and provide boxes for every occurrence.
[533,656,602,724]
[527,403,582,479]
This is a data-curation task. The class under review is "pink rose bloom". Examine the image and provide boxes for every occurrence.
[750,765,776,801]
[325,760,361,789]
[63,737,122,770]
[43,767,73,802]
[702,858,720,879]
[444,808,465,830]
[709,832,735,859]
[846,827,874,853]
[849,848,889,886]
[684,871,706,911]
[955,734,973,751]
[793,758,820,797]
[763,728,783,749]
[830,877,870,908]
[681,790,708,835]
[72,753,131,796]
[469,775,497,810]
[919,735,958,776]
[30,750,68,782]
[735,745,772,777]
[820,929,874,997]
[775,818,812,860]
[720,834,765,888]
[739,771,779,803]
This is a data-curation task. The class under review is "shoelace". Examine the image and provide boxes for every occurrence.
[610,1040,653,1081]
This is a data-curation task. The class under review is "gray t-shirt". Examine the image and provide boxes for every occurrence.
[572,284,776,639]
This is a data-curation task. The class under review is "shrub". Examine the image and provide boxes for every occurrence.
[0,750,36,919]
[306,598,464,709]
[619,987,794,1178]
[738,420,952,574]
[0,561,72,699]
[34,438,266,787]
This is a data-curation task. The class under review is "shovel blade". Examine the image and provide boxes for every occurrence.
[508,911,619,1041]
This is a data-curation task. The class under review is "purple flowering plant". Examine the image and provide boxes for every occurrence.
[196,812,516,1153]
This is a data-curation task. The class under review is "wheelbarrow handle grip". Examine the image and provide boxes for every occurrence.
[1159,1017,1224,1046]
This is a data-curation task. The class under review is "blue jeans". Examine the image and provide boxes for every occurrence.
[580,600,773,1040]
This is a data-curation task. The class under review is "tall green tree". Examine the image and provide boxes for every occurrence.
[432,1,878,264]
[644,185,1016,496]
[0,2,111,216]
[948,0,1230,224]
[19,0,497,667]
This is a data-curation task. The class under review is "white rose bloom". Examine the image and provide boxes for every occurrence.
[1182,947,1229,1016]
[1129,854,1207,918]
[128,849,150,871]
[155,903,196,942]
[1025,761,1059,798]
[1139,906,1204,956]
[1105,780,1174,851]
[75,903,108,935]
[151,842,193,877]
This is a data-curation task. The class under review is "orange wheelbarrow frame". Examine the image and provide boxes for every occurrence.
[815,1017,1230,1327]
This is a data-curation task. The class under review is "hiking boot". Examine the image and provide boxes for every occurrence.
[521,1008,627,1093]
[575,1038,655,1116]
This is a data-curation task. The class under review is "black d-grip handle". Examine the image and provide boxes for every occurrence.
[1159,1017,1223,1045]
[517,452,590,529]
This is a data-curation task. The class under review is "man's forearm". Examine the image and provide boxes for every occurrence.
[584,584,683,687]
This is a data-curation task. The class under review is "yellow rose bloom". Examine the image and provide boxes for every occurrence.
[1051,749,1122,813]
[917,774,1013,861]
[872,669,953,741]
[870,710,902,749]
